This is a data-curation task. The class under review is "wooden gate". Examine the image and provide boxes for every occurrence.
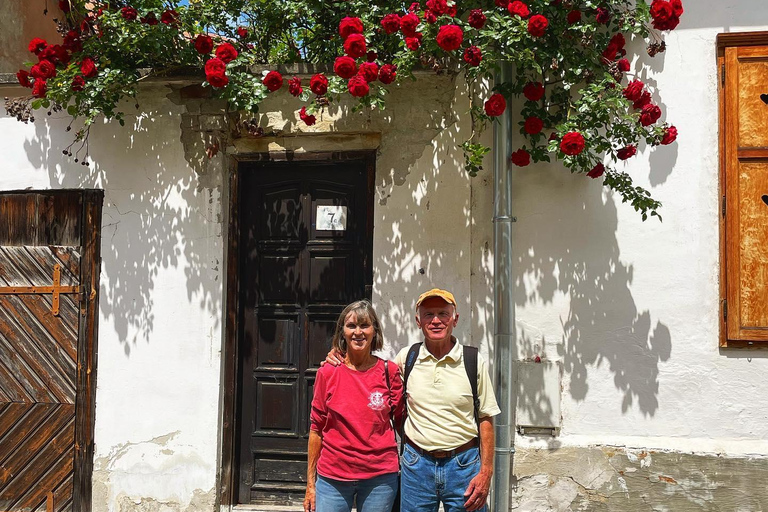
[0,191,102,512]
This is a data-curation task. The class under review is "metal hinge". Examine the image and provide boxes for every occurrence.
[721,64,725,86]
[722,195,726,217]
[723,299,728,320]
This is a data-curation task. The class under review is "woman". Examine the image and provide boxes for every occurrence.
[304,300,404,512]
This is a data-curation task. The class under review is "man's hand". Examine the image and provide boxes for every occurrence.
[463,468,491,511]
[321,348,344,367]
[303,484,316,512]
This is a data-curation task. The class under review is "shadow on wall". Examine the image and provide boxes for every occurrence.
[16,91,222,354]
[513,164,672,419]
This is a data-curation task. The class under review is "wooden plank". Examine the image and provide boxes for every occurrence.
[221,165,240,506]
[53,472,73,512]
[0,404,57,470]
[725,46,742,342]
[14,444,74,512]
[0,403,35,446]
[0,195,37,246]
[0,328,55,403]
[72,189,103,512]
[717,32,768,55]
[0,410,75,510]
[37,194,81,247]
[0,297,76,403]
[19,294,79,363]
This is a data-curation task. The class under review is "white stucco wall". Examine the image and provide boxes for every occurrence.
[1,1,768,508]
[511,1,768,458]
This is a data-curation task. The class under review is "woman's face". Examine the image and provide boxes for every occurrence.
[343,312,375,356]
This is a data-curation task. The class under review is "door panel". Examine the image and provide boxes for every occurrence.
[237,160,373,504]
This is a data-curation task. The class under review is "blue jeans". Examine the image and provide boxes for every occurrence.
[400,444,484,512]
[316,473,399,512]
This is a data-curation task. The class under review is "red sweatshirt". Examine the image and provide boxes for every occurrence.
[310,358,404,481]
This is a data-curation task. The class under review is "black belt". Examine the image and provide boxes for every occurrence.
[405,437,478,459]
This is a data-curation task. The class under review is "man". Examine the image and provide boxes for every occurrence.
[326,288,500,512]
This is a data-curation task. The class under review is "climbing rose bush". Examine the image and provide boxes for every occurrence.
[7,0,685,220]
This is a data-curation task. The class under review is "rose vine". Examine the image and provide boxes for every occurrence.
[8,0,683,220]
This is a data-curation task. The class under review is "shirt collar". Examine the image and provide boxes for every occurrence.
[418,337,461,362]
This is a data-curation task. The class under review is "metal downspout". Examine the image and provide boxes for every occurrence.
[491,62,515,512]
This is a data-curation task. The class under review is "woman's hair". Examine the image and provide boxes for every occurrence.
[331,300,384,354]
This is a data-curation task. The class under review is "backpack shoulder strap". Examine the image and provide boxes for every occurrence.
[463,345,480,430]
[403,342,422,391]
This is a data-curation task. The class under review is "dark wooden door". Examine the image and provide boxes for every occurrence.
[0,191,102,512]
[236,159,373,504]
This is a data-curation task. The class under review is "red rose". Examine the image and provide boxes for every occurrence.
[610,33,626,49]
[587,163,605,179]
[567,10,581,24]
[510,149,530,167]
[59,1,71,13]
[299,107,316,126]
[463,46,482,66]
[63,31,82,52]
[495,0,509,7]
[38,44,68,65]
[523,81,545,101]
[603,46,618,62]
[560,131,585,155]
[367,51,378,62]
[508,1,530,18]
[468,9,487,29]
[423,10,437,24]
[381,14,401,34]
[339,17,364,39]
[72,75,85,92]
[216,43,238,63]
[595,7,611,24]
[524,116,543,135]
[405,34,423,51]
[484,93,506,117]
[633,91,651,110]
[343,33,367,58]
[195,35,214,54]
[141,12,159,25]
[400,13,420,37]
[378,64,397,84]
[310,73,329,95]
[263,70,284,92]
[427,0,449,15]
[527,15,548,37]
[617,145,637,160]
[670,0,684,17]
[334,56,358,79]
[237,26,248,38]
[80,57,97,78]
[447,4,457,17]
[622,79,644,102]
[205,58,229,88]
[436,24,463,52]
[640,104,662,126]
[17,70,31,88]
[288,76,303,96]
[617,58,630,72]
[347,75,370,97]
[29,38,47,55]
[359,62,379,83]
[31,60,56,80]
[409,2,421,12]
[121,7,138,20]
[32,79,47,98]
[160,10,179,25]
[661,125,678,145]
[650,0,678,30]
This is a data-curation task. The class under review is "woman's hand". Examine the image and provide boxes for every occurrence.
[303,484,316,512]
[321,348,344,367]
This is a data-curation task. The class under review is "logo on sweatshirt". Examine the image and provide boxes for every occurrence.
[368,391,386,411]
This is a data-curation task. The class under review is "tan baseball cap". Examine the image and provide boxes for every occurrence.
[416,288,457,309]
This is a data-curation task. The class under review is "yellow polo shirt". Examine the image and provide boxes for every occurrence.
[394,340,501,451]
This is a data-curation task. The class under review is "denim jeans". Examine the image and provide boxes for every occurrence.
[400,444,484,512]
[316,472,399,512]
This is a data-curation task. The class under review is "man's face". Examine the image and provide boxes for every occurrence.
[416,297,459,344]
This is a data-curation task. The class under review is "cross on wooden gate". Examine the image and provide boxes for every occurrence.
[0,263,81,316]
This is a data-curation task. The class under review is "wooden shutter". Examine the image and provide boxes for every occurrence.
[0,191,102,511]
[720,35,768,346]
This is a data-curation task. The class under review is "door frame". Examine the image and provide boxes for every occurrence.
[0,189,103,512]
[219,151,376,506]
